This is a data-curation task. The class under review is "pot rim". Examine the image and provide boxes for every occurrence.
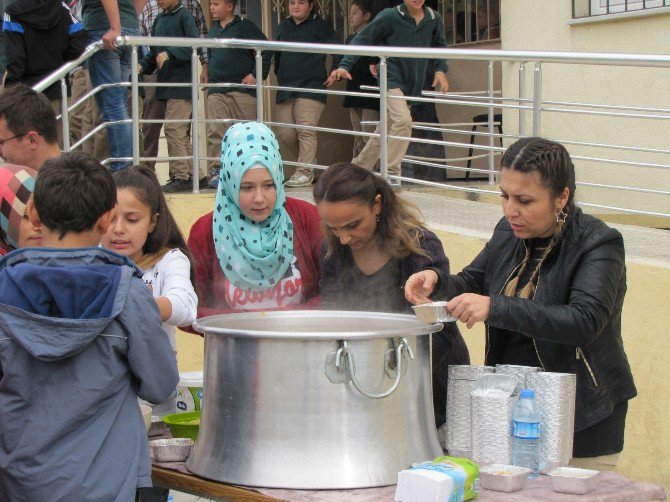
[192,310,443,340]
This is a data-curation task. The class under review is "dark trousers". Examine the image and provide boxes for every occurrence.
[141,73,166,171]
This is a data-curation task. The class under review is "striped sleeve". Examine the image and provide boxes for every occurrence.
[2,14,24,33]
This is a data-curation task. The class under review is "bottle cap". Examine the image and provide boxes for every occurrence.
[520,388,535,398]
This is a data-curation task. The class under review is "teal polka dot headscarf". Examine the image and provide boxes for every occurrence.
[212,122,294,290]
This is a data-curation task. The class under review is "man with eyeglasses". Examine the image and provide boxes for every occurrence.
[0,85,61,171]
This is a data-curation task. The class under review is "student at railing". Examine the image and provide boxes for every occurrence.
[139,0,209,171]
[314,162,470,428]
[327,0,449,187]
[68,0,111,162]
[2,0,87,146]
[405,137,637,471]
[343,0,380,161]
[137,0,207,192]
[273,0,338,188]
[187,122,322,318]
[204,0,272,189]
[81,0,141,171]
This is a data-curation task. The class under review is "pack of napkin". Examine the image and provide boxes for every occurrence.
[395,456,479,502]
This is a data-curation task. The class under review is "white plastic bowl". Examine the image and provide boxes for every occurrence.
[548,467,599,494]
[140,404,152,432]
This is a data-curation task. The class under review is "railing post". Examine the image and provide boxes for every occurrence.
[518,62,526,137]
[379,56,388,179]
[255,49,263,121]
[464,0,472,42]
[60,78,70,151]
[191,47,200,192]
[487,60,495,184]
[532,62,542,136]
[131,45,140,165]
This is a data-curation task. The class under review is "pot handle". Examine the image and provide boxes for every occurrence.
[335,338,414,399]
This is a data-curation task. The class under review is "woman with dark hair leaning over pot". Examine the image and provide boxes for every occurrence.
[404,137,636,470]
[313,162,470,428]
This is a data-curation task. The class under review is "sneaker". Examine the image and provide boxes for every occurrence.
[209,166,220,179]
[388,179,402,190]
[162,178,192,193]
[285,169,314,188]
[198,177,209,190]
[208,174,220,189]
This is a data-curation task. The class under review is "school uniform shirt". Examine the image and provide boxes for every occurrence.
[82,0,138,31]
[140,0,208,64]
[3,0,87,100]
[207,15,272,96]
[273,14,338,104]
[140,248,197,416]
[338,3,448,99]
[138,2,199,101]
[187,197,322,317]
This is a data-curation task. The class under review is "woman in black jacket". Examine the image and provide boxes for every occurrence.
[405,137,636,470]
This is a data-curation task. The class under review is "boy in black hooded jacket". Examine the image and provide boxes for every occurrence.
[3,0,87,102]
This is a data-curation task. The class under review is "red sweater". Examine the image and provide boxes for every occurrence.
[187,197,322,318]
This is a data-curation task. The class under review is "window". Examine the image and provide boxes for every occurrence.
[574,0,668,18]
[441,0,501,45]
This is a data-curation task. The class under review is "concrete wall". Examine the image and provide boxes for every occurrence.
[499,2,670,217]
[168,193,670,490]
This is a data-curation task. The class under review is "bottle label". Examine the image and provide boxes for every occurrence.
[513,420,540,439]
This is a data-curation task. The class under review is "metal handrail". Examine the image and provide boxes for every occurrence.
[33,42,103,94]
[32,35,670,219]
[114,36,670,68]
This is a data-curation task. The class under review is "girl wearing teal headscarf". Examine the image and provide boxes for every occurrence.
[187,122,323,314]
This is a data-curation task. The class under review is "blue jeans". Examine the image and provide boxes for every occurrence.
[87,27,139,171]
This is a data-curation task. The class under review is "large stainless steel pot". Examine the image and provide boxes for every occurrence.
[188,310,443,489]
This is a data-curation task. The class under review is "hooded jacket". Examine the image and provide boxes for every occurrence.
[433,207,637,435]
[3,0,87,100]
[0,248,179,501]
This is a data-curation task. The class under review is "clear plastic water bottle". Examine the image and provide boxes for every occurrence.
[512,388,540,479]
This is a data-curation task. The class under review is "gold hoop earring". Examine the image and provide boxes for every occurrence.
[555,208,568,224]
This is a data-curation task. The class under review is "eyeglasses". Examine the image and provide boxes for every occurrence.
[0,132,28,146]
